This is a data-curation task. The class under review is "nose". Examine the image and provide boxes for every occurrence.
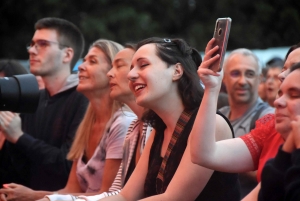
[237,74,247,85]
[107,68,114,78]
[127,67,138,81]
[274,94,286,109]
[266,77,274,85]
[278,69,289,82]
[27,45,37,55]
[78,63,86,72]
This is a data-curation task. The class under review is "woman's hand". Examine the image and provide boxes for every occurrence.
[197,38,223,91]
[0,183,35,201]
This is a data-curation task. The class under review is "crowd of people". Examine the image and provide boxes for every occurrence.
[0,16,299,201]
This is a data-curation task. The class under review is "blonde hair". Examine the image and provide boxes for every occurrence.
[67,39,124,160]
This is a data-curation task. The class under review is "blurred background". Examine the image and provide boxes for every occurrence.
[1,0,300,69]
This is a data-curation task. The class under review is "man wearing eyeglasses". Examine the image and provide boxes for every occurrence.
[219,48,274,199]
[0,17,88,192]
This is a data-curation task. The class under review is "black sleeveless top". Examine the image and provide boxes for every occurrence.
[144,109,240,200]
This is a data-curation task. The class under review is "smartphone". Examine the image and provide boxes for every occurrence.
[210,17,232,72]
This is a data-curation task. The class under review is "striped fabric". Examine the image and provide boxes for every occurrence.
[109,119,151,192]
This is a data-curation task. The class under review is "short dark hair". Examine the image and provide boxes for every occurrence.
[0,59,28,76]
[266,57,284,68]
[35,17,85,71]
[136,37,204,130]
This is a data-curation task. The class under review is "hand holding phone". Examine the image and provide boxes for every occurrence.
[210,17,231,72]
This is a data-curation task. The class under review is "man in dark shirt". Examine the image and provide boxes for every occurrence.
[0,17,88,191]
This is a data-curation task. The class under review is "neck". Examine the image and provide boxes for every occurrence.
[89,91,114,123]
[228,98,257,120]
[153,98,185,137]
[42,69,71,96]
[124,96,144,120]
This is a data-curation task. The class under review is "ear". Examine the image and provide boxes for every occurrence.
[62,47,74,64]
[172,63,184,81]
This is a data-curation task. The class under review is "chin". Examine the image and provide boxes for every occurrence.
[76,85,87,93]
[275,124,291,136]
[135,97,148,108]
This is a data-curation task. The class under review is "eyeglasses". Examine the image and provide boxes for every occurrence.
[26,39,68,51]
[229,70,257,79]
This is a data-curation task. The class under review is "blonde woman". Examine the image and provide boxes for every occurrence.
[0,39,136,201]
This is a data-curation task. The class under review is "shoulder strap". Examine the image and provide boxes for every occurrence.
[249,102,269,130]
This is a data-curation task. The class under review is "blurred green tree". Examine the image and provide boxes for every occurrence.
[0,0,299,59]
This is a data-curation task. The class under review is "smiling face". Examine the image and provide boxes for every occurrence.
[77,47,111,94]
[223,53,260,105]
[107,48,135,103]
[127,44,176,109]
[274,69,300,139]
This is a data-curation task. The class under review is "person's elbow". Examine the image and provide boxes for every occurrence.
[190,149,203,165]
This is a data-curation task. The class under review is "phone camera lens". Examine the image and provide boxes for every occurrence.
[218,28,222,36]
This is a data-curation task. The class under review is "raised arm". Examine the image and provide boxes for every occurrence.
[190,38,254,173]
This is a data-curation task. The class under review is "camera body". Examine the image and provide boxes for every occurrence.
[0,74,40,113]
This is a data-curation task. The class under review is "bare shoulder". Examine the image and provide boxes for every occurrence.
[215,114,233,141]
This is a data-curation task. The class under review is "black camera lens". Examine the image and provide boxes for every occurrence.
[0,74,40,113]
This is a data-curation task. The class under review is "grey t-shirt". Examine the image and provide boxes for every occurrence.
[219,98,274,138]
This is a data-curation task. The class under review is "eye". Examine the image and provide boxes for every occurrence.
[90,59,97,64]
[116,62,126,68]
[37,40,50,47]
[291,94,300,98]
[289,90,300,98]
[245,71,255,78]
[230,70,240,78]
[140,62,149,68]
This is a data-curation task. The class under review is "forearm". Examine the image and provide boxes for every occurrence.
[100,193,126,201]
[139,194,169,201]
[190,88,219,164]
[242,183,260,201]
[108,163,123,192]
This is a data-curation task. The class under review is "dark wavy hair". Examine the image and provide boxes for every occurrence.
[136,37,204,130]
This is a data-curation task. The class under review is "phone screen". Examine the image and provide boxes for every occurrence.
[210,17,231,72]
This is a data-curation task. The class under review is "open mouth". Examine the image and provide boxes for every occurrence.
[134,84,146,92]
[79,76,88,80]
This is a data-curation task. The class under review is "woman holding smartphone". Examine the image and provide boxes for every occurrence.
[100,37,240,201]
[190,40,300,200]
